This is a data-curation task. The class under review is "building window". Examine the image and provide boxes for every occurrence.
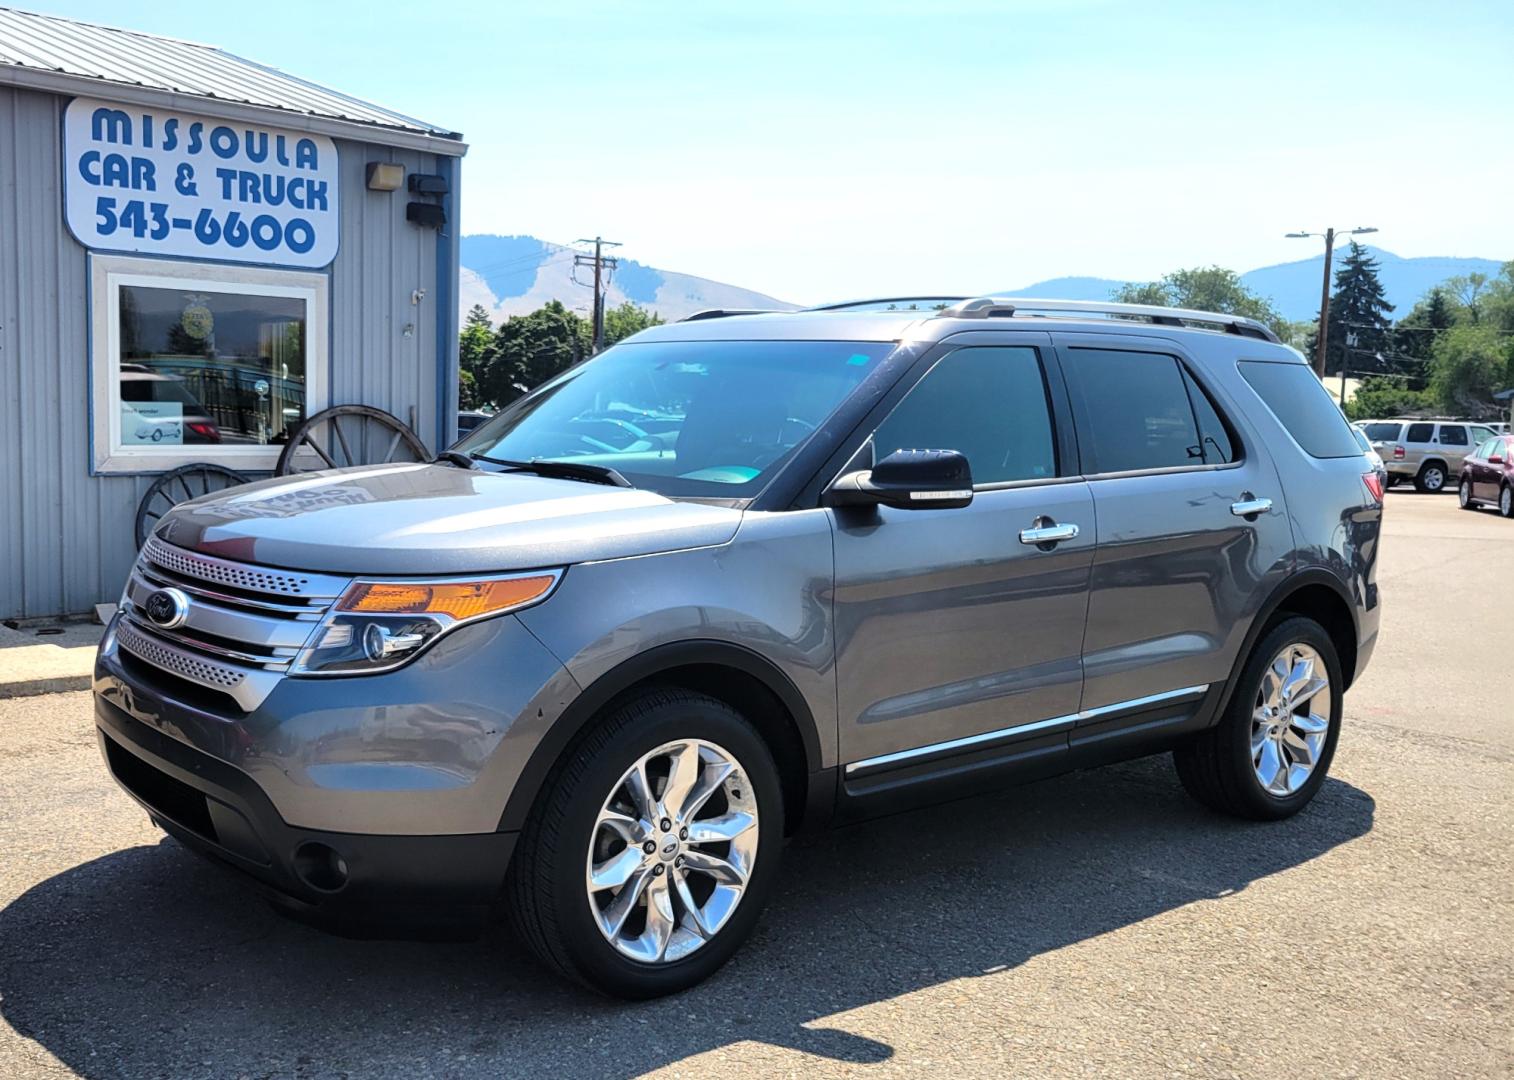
[90,254,327,473]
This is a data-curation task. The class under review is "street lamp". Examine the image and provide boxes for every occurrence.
[1286,226,1379,376]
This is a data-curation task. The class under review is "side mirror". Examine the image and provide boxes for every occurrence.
[824,449,974,510]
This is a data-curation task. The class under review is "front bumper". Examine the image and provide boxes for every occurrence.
[96,694,517,924]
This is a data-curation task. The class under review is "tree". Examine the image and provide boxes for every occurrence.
[1392,287,1454,367]
[1308,242,1394,378]
[480,300,588,407]
[601,302,663,348]
[458,304,493,409]
[1112,266,1287,339]
[1428,323,1513,418]
[1343,376,1434,422]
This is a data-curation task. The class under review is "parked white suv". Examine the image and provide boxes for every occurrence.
[1358,418,1502,492]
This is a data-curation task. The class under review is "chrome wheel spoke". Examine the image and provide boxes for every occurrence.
[640,871,677,962]
[623,761,657,822]
[599,867,651,938]
[679,760,736,822]
[671,869,712,939]
[589,845,644,892]
[598,809,644,844]
[682,848,747,886]
[660,741,703,820]
[1255,738,1285,792]
[686,810,756,844]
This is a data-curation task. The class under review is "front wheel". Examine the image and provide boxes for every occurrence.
[1175,617,1343,820]
[1459,478,1476,510]
[507,689,784,998]
[1501,485,1513,519]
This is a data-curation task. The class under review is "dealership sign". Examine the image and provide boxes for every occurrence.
[63,97,338,268]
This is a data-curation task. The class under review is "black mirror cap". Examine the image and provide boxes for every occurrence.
[824,449,974,510]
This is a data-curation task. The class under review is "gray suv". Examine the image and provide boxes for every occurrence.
[95,297,1383,998]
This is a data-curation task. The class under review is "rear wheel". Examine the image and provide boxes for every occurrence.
[507,689,783,998]
[1175,617,1343,820]
[1415,463,1447,493]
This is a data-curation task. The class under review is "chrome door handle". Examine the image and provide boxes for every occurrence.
[1230,497,1273,517]
[1019,522,1080,545]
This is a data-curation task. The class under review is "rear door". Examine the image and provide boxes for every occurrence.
[1052,333,1295,744]
[830,332,1093,789]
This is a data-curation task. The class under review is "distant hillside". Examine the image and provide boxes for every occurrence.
[1005,248,1507,321]
[459,234,797,324]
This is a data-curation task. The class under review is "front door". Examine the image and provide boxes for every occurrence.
[831,335,1093,787]
[1052,334,1296,738]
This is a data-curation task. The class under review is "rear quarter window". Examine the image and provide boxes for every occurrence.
[1237,360,1361,459]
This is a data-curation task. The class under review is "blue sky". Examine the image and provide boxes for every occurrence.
[30,0,1514,303]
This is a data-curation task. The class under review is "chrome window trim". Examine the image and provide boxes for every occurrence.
[843,684,1210,778]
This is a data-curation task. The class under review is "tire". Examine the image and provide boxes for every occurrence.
[1174,616,1344,821]
[1501,484,1514,519]
[1459,478,1476,510]
[507,689,784,999]
[1414,463,1447,493]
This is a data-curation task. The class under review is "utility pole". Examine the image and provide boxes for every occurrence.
[1285,226,1379,378]
[574,236,621,353]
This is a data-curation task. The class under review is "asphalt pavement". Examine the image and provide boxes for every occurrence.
[1,490,1510,1079]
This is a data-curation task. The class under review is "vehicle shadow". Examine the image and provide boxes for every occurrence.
[0,756,1374,1079]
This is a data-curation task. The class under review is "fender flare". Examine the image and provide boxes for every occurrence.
[1213,567,1360,721]
[497,639,823,833]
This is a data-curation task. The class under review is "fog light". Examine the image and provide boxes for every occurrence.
[293,842,350,892]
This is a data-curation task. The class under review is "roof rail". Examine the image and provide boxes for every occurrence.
[937,297,1281,343]
[805,296,968,312]
[678,309,782,322]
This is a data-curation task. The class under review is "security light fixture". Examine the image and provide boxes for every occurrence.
[366,162,405,192]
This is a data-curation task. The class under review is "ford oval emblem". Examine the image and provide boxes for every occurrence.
[144,587,190,630]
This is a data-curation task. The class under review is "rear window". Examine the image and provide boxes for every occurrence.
[1237,361,1361,459]
[1361,422,1401,441]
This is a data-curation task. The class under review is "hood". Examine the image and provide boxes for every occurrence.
[155,463,744,575]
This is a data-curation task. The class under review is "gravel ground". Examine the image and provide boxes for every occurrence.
[1,491,1510,1079]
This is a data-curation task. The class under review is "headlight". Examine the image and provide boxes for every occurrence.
[290,570,562,676]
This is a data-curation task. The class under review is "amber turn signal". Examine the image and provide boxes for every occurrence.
[337,574,558,620]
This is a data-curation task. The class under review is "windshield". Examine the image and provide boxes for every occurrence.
[456,339,893,498]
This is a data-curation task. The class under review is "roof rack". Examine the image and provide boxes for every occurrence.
[678,309,782,322]
[936,297,1281,343]
[806,296,969,312]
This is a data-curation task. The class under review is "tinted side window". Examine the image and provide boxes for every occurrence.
[1405,423,1434,443]
[1237,361,1369,459]
[1439,425,1468,446]
[1068,349,1204,473]
[1182,369,1238,464]
[1362,422,1402,441]
[874,346,1056,485]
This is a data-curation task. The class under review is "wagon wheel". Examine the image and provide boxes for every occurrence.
[134,463,251,548]
[274,404,429,477]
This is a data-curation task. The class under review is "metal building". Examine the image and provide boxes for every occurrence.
[0,8,465,620]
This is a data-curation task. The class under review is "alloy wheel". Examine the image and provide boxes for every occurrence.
[1251,643,1332,797]
[1502,486,1513,518]
[585,739,759,964]
[1459,480,1472,508]
[1423,467,1445,492]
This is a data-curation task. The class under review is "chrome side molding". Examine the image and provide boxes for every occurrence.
[843,684,1210,778]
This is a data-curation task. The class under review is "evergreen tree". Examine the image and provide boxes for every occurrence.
[1310,242,1394,377]
[458,304,493,409]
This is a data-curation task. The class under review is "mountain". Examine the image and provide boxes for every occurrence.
[1005,248,1506,322]
[459,235,797,324]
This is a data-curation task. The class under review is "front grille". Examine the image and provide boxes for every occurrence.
[114,540,352,711]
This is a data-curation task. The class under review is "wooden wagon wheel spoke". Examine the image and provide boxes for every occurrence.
[275,405,430,477]
[133,464,253,549]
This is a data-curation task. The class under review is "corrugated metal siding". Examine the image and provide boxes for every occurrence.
[0,84,449,620]
[0,7,459,139]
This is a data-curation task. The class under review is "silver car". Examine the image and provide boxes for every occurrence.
[95,297,1383,998]
[1358,418,1501,493]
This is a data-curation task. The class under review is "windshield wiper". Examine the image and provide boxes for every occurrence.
[469,452,633,488]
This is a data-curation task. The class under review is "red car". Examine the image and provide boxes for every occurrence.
[1458,434,1514,517]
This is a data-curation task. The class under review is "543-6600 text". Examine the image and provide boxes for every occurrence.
[94,196,317,256]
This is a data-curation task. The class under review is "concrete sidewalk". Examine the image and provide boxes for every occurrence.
[0,622,103,699]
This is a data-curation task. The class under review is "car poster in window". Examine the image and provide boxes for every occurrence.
[63,97,339,268]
